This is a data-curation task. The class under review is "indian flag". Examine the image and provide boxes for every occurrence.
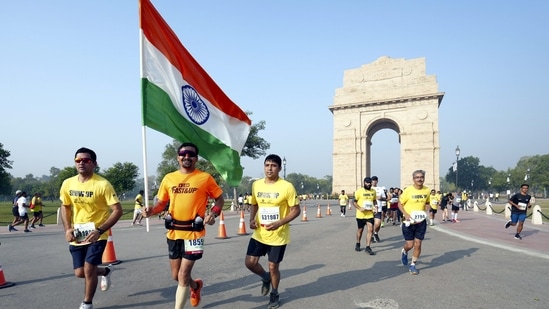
[139,0,251,186]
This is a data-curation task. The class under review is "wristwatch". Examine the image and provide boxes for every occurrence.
[96,228,105,235]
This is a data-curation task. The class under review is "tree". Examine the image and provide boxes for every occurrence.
[241,112,270,159]
[0,142,13,195]
[103,162,140,198]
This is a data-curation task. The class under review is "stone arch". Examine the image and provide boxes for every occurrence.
[329,56,444,193]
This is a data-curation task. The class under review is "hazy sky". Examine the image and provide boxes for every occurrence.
[1,1,547,189]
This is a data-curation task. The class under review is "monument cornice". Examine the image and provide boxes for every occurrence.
[329,92,445,112]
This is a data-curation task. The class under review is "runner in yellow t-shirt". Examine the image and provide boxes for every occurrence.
[428,189,439,226]
[338,190,349,217]
[245,154,301,309]
[398,169,431,275]
[59,147,123,309]
[353,177,377,255]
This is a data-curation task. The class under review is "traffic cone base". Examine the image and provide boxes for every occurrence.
[102,229,122,265]
[237,210,249,235]
[326,204,332,216]
[215,212,229,239]
[301,205,309,222]
[0,261,15,289]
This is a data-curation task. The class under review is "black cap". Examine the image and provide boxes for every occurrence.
[372,176,378,181]
[364,177,372,183]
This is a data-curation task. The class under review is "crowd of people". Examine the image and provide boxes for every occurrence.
[5,144,534,309]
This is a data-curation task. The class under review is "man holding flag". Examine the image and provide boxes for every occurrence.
[140,0,250,307]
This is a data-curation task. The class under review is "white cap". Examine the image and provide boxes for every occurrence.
[16,190,22,195]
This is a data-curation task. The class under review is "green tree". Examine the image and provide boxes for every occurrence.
[103,162,140,197]
[0,142,13,195]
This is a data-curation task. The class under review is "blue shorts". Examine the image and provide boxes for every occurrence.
[401,221,427,241]
[167,239,203,261]
[510,212,527,223]
[246,238,286,263]
[69,240,107,269]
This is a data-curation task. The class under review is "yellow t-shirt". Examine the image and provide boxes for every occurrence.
[338,194,349,206]
[134,193,144,210]
[400,186,431,213]
[31,196,43,212]
[430,194,439,209]
[354,187,376,219]
[59,174,120,242]
[251,178,299,246]
[157,169,223,241]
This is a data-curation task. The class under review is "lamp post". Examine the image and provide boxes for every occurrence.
[282,157,287,179]
[471,180,474,199]
[488,177,492,201]
[455,145,460,192]
[301,181,304,193]
[506,174,511,199]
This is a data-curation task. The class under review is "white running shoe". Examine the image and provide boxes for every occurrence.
[79,302,93,309]
[100,264,113,291]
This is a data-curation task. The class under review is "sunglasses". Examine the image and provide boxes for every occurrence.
[178,150,197,158]
[74,158,93,164]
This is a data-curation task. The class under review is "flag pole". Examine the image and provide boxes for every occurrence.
[139,3,151,232]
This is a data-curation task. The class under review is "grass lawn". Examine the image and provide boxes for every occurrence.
[0,199,235,226]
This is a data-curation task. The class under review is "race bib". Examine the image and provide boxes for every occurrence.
[391,197,398,203]
[380,201,387,207]
[73,222,96,245]
[456,198,462,203]
[184,237,205,255]
[410,211,427,223]
[518,202,527,210]
[431,200,438,205]
[363,201,374,210]
[259,207,280,225]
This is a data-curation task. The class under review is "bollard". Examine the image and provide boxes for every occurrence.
[504,203,511,219]
[531,205,542,225]
[486,201,493,215]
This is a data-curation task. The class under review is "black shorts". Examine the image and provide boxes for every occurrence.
[381,206,388,212]
[33,211,43,218]
[12,207,19,217]
[167,239,203,261]
[356,218,374,229]
[429,208,437,214]
[69,240,107,268]
[402,220,427,241]
[246,238,286,263]
[451,205,460,211]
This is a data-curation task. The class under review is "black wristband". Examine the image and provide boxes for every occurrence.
[96,228,105,235]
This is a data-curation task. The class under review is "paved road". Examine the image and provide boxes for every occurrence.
[1,200,548,308]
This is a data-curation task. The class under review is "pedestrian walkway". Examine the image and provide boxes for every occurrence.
[432,206,549,258]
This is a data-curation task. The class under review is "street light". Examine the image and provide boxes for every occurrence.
[488,177,492,201]
[282,157,287,179]
[471,180,474,198]
[507,174,511,199]
[301,181,304,192]
[455,145,460,191]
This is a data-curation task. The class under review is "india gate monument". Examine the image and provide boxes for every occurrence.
[329,56,444,193]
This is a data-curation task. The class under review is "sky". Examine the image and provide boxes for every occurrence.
[1,0,548,189]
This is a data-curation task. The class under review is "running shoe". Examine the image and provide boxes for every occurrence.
[267,292,280,309]
[24,229,31,233]
[409,264,419,275]
[373,234,381,243]
[514,234,522,240]
[190,279,203,307]
[505,220,512,229]
[401,249,408,266]
[261,273,271,296]
[79,302,93,309]
[355,243,361,252]
[100,264,113,291]
[39,224,45,227]
[30,225,35,229]
[365,246,375,255]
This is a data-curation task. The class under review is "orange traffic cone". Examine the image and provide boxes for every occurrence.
[237,210,249,235]
[301,205,309,222]
[0,259,15,289]
[316,204,323,218]
[102,229,122,265]
[215,212,229,239]
[326,203,332,216]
